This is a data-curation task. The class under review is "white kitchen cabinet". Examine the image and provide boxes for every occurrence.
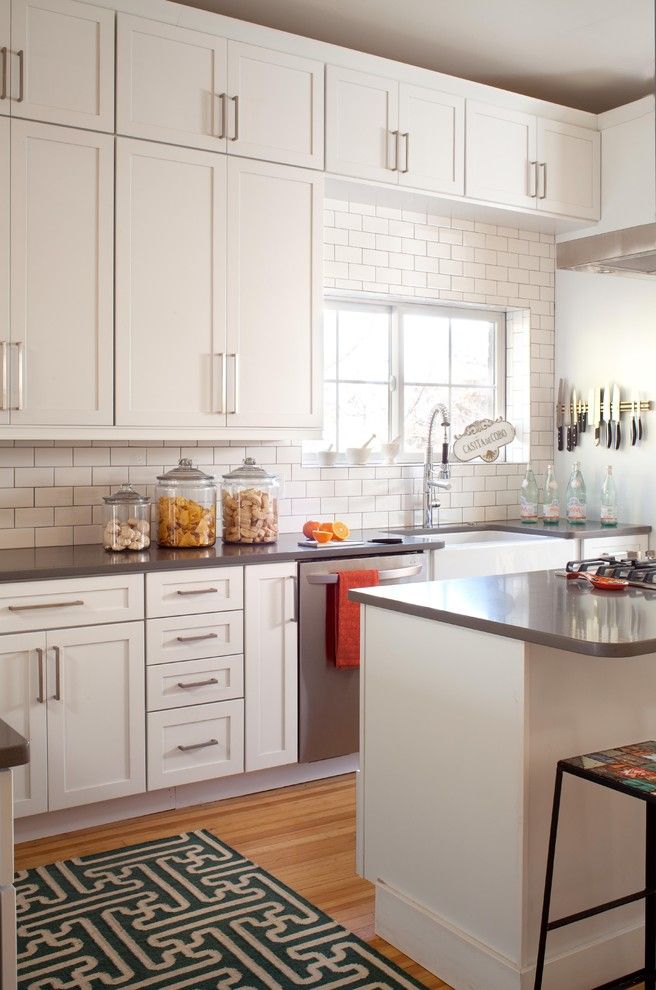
[226,157,322,430]
[0,633,47,818]
[146,566,243,618]
[581,534,649,560]
[536,117,600,220]
[10,120,114,425]
[0,6,9,118]
[115,138,228,427]
[46,622,145,811]
[398,84,464,194]
[244,562,298,772]
[227,41,323,168]
[117,15,227,153]
[0,118,8,427]
[147,699,244,790]
[466,101,538,209]
[10,0,114,131]
[326,65,399,182]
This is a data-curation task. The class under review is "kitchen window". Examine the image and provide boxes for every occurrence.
[319,300,505,459]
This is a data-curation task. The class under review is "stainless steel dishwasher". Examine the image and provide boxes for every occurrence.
[298,551,428,763]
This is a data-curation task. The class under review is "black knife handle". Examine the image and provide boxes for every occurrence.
[615,421,621,450]
[557,426,564,452]
[606,422,612,448]
[639,417,643,441]
[566,426,573,452]
[631,419,637,446]
[572,423,578,448]
[594,426,600,446]
[582,410,587,433]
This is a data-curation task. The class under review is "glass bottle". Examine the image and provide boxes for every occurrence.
[566,462,587,524]
[520,465,539,523]
[156,459,217,548]
[543,465,560,525]
[221,458,280,545]
[600,465,618,527]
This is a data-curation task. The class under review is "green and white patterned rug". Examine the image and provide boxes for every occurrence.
[16,829,428,989]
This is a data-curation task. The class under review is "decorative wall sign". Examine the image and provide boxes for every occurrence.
[452,417,516,463]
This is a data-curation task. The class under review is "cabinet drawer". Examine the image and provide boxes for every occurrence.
[147,655,244,711]
[146,612,243,665]
[147,700,244,790]
[582,535,649,560]
[146,567,243,617]
[0,575,144,634]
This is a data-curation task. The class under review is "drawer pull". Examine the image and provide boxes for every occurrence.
[8,599,84,613]
[178,738,218,752]
[177,677,219,689]
[176,633,218,643]
[175,588,218,597]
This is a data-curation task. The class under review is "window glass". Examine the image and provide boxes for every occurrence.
[403,314,449,384]
[338,309,390,382]
[338,383,390,448]
[404,385,450,454]
[451,319,495,386]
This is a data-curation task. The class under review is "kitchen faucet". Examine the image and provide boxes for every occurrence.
[423,404,451,528]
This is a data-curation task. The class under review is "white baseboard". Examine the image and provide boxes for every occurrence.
[15,755,359,844]
[375,880,644,990]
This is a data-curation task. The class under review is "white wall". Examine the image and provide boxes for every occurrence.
[555,270,656,526]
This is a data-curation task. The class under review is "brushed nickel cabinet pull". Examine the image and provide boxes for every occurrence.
[10,341,24,411]
[213,353,226,414]
[529,161,537,197]
[401,132,409,173]
[227,354,239,414]
[0,48,7,101]
[9,599,84,612]
[177,677,219,689]
[230,94,239,140]
[52,646,62,701]
[217,93,227,139]
[0,342,7,412]
[390,130,399,171]
[175,587,218,597]
[539,161,547,199]
[36,647,45,704]
[176,633,218,643]
[178,738,218,752]
[16,50,24,103]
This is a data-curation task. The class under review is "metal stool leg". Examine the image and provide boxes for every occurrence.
[534,767,564,990]
[646,802,656,990]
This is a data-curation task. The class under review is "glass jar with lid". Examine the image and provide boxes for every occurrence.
[156,459,217,548]
[221,457,279,544]
[103,484,151,552]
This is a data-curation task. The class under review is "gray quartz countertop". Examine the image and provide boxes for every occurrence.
[0,718,29,770]
[434,520,651,540]
[350,569,656,658]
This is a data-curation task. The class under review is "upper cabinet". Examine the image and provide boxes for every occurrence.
[0,119,8,428]
[397,83,464,194]
[7,0,115,131]
[466,100,600,220]
[117,15,324,169]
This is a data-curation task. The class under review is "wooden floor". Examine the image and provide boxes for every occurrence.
[16,773,449,989]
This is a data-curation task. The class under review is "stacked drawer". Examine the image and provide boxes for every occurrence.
[145,567,245,790]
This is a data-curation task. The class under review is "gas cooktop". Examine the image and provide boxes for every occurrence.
[566,551,656,584]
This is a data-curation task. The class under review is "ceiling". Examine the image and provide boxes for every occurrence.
[173,0,654,113]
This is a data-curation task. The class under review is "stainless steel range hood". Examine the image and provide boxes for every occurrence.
[556,222,656,276]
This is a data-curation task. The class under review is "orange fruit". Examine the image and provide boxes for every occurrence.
[303,520,321,539]
[331,521,350,541]
[312,528,333,544]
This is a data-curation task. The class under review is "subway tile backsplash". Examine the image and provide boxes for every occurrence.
[0,200,555,549]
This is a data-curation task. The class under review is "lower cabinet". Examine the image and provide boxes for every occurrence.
[0,633,48,817]
[147,700,244,790]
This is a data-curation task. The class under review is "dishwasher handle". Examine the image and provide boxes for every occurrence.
[305,563,423,585]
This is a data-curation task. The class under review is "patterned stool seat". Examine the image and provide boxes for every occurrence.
[562,740,656,800]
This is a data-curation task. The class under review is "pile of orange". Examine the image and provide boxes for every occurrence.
[302,520,350,543]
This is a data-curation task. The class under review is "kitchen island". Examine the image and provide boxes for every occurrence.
[351,571,656,990]
[0,719,29,990]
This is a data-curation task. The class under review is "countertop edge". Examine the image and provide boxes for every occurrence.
[0,718,30,770]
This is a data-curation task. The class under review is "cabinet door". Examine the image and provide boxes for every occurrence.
[0,118,8,426]
[244,562,297,772]
[11,0,114,130]
[226,41,323,169]
[10,120,114,425]
[466,100,537,209]
[537,117,600,220]
[226,157,322,430]
[116,14,227,153]
[398,84,464,195]
[0,5,9,118]
[46,622,145,811]
[115,138,227,427]
[325,65,399,182]
[0,632,48,818]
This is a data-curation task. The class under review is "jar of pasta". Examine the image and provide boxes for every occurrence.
[103,484,151,552]
[156,459,217,548]
[221,458,279,544]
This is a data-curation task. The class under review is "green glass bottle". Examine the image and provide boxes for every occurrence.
[600,466,618,527]
[520,465,538,523]
[565,462,587,524]
[543,465,560,525]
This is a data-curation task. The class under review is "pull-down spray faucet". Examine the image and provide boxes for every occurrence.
[423,404,451,528]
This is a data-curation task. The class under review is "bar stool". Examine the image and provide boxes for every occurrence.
[534,741,656,990]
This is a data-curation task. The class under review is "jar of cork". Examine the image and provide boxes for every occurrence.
[221,458,279,544]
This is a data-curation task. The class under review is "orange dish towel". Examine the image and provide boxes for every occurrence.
[326,569,380,668]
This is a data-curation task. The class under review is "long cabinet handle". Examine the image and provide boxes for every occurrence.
[390,130,399,171]
[539,162,547,199]
[176,587,218,597]
[227,354,239,414]
[401,132,409,173]
[52,646,62,701]
[215,93,227,139]
[286,574,298,623]
[36,647,45,704]
[178,738,218,752]
[176,633,218,643]
[230,95,239,140]
[529,161,537,197]
[0,342,7,412]
[16,50,24,103]
[0,48,7,101]
[9,599,84,612]
[11,342,24,411]
[213,353,226,413]
[177,677,219,689]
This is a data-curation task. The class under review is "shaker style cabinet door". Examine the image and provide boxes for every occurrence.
[225,157,322,430]
[465,100,537,209]
[244,562,298,772]
[398,84,464,195]
[45,622,146,811]
[0,5,9,118]
[10,0,115,131]
[0,632,48,818]
[10,120,114,425]
[116,14,228,153]
[536,117,600,220]
[325,65,399,182]
[0,118,8,426]
[226,41,323,168]
[115,139,228,427]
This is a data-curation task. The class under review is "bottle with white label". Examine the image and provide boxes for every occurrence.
[520,465,539,523]
[600,465,618,527]
[565,462,587,524]
[543,465,560,524]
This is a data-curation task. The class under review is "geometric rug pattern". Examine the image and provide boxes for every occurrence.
[15,829,427,989]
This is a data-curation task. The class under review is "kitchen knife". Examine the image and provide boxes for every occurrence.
[636,390,643,441]
[631,390,638,446]
[556,379,564,452]
[593,386,601,446]
[571,388,578,447]
[603,385,611,448]
[564,383,573,452]
[613,384,621,449]
[578,392,585,433]
[586,387,594,436]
